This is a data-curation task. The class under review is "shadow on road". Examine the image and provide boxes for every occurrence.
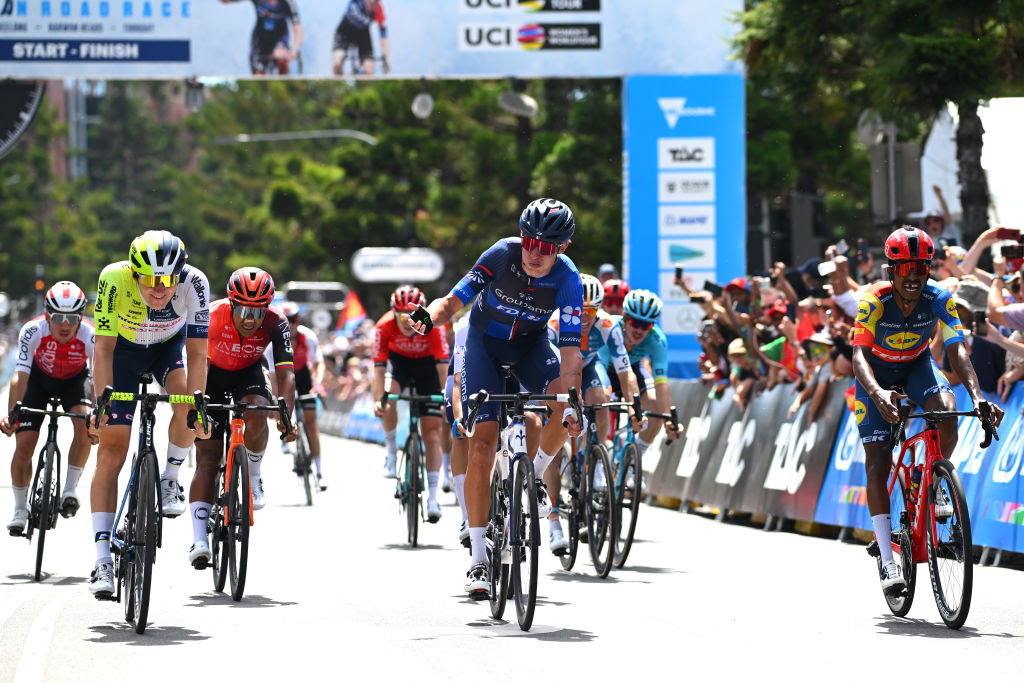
[874,616,1021,639]
[184,593,298,609]
[2,574,88,586]
[86,622,209,646]
[464,619,597,642]
[611,565,684,575]
[377,543,445,551]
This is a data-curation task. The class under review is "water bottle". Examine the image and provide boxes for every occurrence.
[909,464,923,504]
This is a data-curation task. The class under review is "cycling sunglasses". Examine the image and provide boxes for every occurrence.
[891,261,931,277]
[233,304,268,320]
[582,306,599,317]
[521,235,562,256]
[625,315,654,331]
[136,273,180,288]
[49,313,81,326]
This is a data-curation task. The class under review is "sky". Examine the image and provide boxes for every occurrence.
[980,98,1024,228]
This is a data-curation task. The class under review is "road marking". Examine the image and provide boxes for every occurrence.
[12,594,69,683]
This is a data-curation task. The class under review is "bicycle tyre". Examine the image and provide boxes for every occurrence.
[586,443,616,578]
[132,454,158,634]
[559,454,580,571]
[926,459,972,629]
[228,445,251,601]
[33,443,57,581]
[405,436,421,547]
[612,443,642,569]
[296,417,314,506]
[882,467,916,617]
[211,463,228,593]
[511,458,539,631]
[488,466,509,617]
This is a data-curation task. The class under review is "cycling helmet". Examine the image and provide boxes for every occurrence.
[580,274,604,307]
[391,285,426,313]
[280,301,300,318]
[603,278,631,302]
[44,281,87,314]
[623,289,663,323]
[128,230,187,277]
[884,226,934,261]
[519,198,575,244]
[227,267,275,307]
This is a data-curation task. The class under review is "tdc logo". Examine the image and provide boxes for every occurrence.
[561,306,581,325]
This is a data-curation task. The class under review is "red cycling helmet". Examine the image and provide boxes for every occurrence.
[391,285,425,313]
[227,267,275,307]
[884,226,934,261]
[602,278,630,303]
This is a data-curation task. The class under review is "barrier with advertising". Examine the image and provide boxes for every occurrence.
[0,1,742,79]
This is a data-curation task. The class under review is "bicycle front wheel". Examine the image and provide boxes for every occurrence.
[586,443,616,578]
[558,456,580,572]
[211,463,228,593]
[612,443,641,569]
[488,466,509,617]
[405,436,421,547]
[511,458,539,631]
[926,459,972,629]
[131,454,158,634]
[33,443,58,581]
[883,467,916,617]
[228,445,251,601]
[296,418,314,506]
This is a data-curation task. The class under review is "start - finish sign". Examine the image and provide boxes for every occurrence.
[351,247,444,283]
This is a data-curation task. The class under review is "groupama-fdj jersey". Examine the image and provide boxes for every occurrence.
[94,262,210,347]
[851,280,965,444]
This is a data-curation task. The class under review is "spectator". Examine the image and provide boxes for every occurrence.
[727,337,757,410]
[597,263,618,283]
[921,185,963,246]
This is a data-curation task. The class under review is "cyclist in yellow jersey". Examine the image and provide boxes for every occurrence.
[85,230,212,598]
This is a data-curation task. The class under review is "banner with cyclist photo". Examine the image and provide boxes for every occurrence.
[0,0,742,78]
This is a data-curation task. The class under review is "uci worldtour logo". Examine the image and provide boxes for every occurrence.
[459,22,601,50]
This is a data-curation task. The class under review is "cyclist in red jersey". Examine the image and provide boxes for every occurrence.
[187,268,296,568]
[373,286,450,522]
[3,282,95,534]
[852,226,1003,595]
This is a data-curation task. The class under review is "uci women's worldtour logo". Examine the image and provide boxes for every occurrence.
[461,1,601,11]
[459,22,601,50]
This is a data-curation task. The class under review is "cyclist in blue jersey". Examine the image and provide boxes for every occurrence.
[599,289,682,455]
[411,198,585,598]
[332,0,389,75]
[852,226,1001,596]
[222,0,303,75]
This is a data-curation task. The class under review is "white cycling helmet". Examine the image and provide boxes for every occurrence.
[279,301,300,318]
[45,281,87,314]
[580,274,604,308]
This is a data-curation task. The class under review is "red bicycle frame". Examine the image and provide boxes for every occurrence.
[887,425,941,563]
[224,416,254,527]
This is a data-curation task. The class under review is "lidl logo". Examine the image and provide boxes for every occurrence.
[854,400,867,425]
[857,299,875,322]
[884,331,921,350]
[945,297,958,319]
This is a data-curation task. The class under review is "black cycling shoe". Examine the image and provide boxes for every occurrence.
[60,494,80,519]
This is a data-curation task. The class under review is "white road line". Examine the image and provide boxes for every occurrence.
[12,594,69,683]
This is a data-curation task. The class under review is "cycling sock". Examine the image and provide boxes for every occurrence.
[384,429,398,457]
[871,514,894,565]
[533,448,554,478]
[634,434,652,456]
[92,511,115,563]
[190,502,212,544]
[313,456,322,476]
[549,513,562,533]
[454,474,468,522]
[427,471,439,502]
[13,486,28,510]
[162,443,190,480]
[442,451,451,474]
[469,526,487,566]
[63,465,84,495]
[247,448,265,479]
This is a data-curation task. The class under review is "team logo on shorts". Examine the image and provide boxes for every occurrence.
[854,400,867,424]
[561,306,581,326]
[884,331,921,350]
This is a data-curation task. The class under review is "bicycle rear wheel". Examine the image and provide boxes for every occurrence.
[33,443,57,581]
[488,467,509,617]
[926,459,972,629]
[228,445,251,601]
[511,458,539,631]
[405,436,421,547]
[211,463,229,593]
[586,443,616,578]
[882,467,916,616]
[558,455,580,571]
[296,418,314,506]
[612,443,641,569]
[131,454,158,634]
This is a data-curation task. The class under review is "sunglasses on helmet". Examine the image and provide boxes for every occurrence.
[136,273,180,288]
[521,235,561,256]
[232,304,268,320]
[891,261,931,277]
[625,315,654,331]
[49,312,82,326]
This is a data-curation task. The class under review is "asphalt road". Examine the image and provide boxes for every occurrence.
[1,399,1023,682]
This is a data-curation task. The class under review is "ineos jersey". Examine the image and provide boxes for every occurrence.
[852,281,964,363]
[450,237,583,347]
[15,316,95,380]
[206,300,293,372]
[373,310,449,366]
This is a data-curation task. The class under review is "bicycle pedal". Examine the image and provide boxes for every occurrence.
[866,540,880,558]
[191,558,210,571]
[552,548,567,557]
[93,591,116,602]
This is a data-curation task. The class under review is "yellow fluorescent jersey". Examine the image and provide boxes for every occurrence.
[94,261,211,347]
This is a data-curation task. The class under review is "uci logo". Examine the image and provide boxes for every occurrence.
[884,331,921,350]
[854,400,867,425]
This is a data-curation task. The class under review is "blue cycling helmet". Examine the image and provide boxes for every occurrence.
[623,289,663,322]
[519,198,575,244]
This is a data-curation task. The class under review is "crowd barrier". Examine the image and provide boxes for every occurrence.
[318,374,1024,558]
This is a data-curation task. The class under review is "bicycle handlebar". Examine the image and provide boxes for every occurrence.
[895,403,999,449]
[462,388,578,439]
[11,401,89,423]
[205,396,294,440]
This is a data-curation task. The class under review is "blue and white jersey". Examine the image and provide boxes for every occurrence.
[450,237,583,347]
[599,318,670,387]
[547,310,630,374]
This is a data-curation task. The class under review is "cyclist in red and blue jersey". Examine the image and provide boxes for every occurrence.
[331,0,389,75]
[852,226,1002,596]
[411,198,585,599]
[222,0,302,75]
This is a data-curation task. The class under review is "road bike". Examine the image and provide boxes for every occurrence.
[93,373,207,635]
[291,392,320,506]
[335,44,388,76]
[463,380,583,632]
[10,398,89,581]
[380,390,444,547]
[253,49,303,76]
[868,399,997,630]
[205,395,291,601]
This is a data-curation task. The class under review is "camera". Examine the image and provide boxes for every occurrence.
[817,261,837,277]
[1000,244,1024,260]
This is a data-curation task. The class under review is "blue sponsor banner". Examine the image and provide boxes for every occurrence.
[0,39,189,61]
[622,74,745,378]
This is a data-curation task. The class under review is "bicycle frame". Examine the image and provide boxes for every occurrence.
[110,395,163,560]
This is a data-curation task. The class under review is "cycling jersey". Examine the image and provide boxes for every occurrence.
[231,0,300,35]
[373,310,449,367]
[546,310,630,374]
[206,299,293,372]
[94,262,210,347]
[450,237,583,347]
[265,323,321,370]
[599,317,669,386]
[15,315,95,380]
[340,0,386,37]
[852,281,965,363]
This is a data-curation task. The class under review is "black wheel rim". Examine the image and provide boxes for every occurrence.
[883,468,916,617]
[511,460,538,631]
[587,445,615,578]
[926,461,972,629]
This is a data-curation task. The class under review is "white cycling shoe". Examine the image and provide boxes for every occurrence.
[89,561,115,597]
[7,508,29,536]
[189,539,212,569]
[160,478,186,518]
[251,477,266,511]
[880,560,906,594]
[536,480,552,518]
[459,520,470,548]
[549,525,569,555]
[427,499,442,523]
[465,562,489,599]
